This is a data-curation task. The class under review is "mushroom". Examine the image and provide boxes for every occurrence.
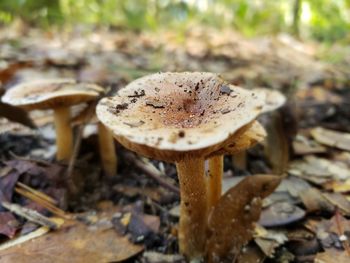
[209,88,286,207]
[72,107,117,177]
[96,72,265,260]
[207,121,267,208]
[1,78,104,161]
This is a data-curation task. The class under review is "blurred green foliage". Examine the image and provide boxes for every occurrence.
[0,0,349,42]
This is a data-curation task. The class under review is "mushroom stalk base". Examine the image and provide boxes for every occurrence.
[54,107,73,161]
[98,122,117,177]
[208,155,223,208]
[176,157,207,260]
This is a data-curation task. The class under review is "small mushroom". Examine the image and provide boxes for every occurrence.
[208,88,286,207]
[207,121,267,208]
[98,122,117,176]
[2,79,104,161]
[72,108,117,177]
[233,88,287,166]
[96,72,265,260]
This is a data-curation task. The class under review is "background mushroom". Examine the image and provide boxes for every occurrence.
[207,121,267,208]
[232,88,286,170]
[96,72,265,260]
[1,79,104,161]
[207,89,286,207]
[72,107,117,177]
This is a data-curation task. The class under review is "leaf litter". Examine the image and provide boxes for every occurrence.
[0,24,350,262]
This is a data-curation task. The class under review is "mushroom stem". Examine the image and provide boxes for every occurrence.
[53,106,73,161]
[98,122,117,177]
[233,151,247,170]
[208,155,223,208]
[176,157,207,260]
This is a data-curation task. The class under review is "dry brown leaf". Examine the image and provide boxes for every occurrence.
[0,102,35,129]
[253,225,288,257]
[311,127,350,152]
[300,188,334,213]
[259,202,306,227]
[206,175,281,262]
[0,212,19,238]
[322,193,350,216]
[331,178,350,193]
[293,134,327,155]
[289,155,350,184]
[315,249,350,263]
[0,61,33,85]
[0,216,143,263]
[237,245,265,263]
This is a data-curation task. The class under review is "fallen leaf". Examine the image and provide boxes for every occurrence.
[113,211,160,246]
[255,238,281,258]
[293,134,327,155]
[259,202,306,227]
[300,188,334,213]
[206,175,281,262]
[331,178,350,193]
[142,251,184,263]
[315,248,350,263]
[289,155,350,184]
[237,245,265,263]
[253,225,289,257]
[0,211,143,263]
[0,212,19,238]
[322,193,350,216]
[0,102,35,128]
[0,170,20,205]
[0,61,32,84]
[311,127,350,152]
[305,214,350,251]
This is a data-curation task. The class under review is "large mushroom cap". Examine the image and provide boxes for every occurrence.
[96,72,265,161]
[2,78,104,110]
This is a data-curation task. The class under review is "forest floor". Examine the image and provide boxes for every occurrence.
[0,24,350,263]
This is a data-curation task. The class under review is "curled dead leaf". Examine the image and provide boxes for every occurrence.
[205,175,281,262]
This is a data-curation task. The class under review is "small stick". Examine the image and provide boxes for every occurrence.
[9,152,54,166]
[1,201,59,229]
[15,185,70,219]
[0,225,50,251]
[124,152,179,195]
[16,182,57,205]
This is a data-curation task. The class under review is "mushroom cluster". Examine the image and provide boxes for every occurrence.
[1,73,284,261]
[96,72,282,260]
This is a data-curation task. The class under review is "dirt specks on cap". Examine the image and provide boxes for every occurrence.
[145,99,166,108]
[128,89,145,98]
[123,120,145,128]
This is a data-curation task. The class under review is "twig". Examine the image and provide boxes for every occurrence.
[123,152,179,195]
[15,183,71,219]
[0,225,50,251]
[1,201,59,229]
[8,151,54,166]
[16,182,57,205]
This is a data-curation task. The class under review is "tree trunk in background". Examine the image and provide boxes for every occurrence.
[292,0,301,38]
